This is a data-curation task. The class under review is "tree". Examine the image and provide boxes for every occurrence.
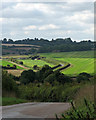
[13,65,16,69]
[2,70,18,96]
[33,65,38,70]
[19,61,23,65]
[20,70,35,84]
[8,39,13,43]
[7,64,10,68]
[3,38,7,43]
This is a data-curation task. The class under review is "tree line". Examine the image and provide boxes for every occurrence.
[1,38,95,54]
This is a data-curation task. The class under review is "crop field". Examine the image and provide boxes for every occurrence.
[40,51,94,75]
[18,59,54,68]
[0,60,23,69]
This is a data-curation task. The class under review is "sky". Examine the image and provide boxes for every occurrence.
[0,1,94,41]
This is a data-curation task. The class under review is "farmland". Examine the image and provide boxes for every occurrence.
[40,51,94,75]
[55,58,94,75]
[0,60,24,70]
[18,59,54,68]
[1,50,95,76]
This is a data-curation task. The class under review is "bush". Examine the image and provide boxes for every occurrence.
[77,75,90,83]
[79,72,91,78]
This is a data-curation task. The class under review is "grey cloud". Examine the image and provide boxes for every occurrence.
[1,2,94,41]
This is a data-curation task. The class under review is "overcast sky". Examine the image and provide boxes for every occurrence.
[0,1,94,41]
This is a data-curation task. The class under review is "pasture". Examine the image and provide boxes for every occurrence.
[55,58,94,75]
[0,60,24,70]
[40,51,94,58]
[2,51,95,76]
[18,59,54,68]
[40,51,94,75]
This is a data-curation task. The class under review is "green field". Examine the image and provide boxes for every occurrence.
[0,60,23,69]
[18,59,54,68]
[55,58,94,75]
[40,51,94,75]
[40,51,94,58]
[2,51,95,75]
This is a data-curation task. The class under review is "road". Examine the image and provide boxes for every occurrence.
[2,102,70,119]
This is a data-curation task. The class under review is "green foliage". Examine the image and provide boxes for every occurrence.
[18,82,80,102]
[2,38,94,54]
[20,70,35,85]
[2,97,27,106]
[2,70,18,96]
[44,70,72,84]
[56,99,96,119]
[0,60,23,69]
[76,73,90,83]
[40,51,94,75]
[18,59,54,68]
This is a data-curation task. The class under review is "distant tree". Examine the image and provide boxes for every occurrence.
[3,38,7,43]
[7,64,10,68]
[77,73,90,83]
[13,65,16,69]
[33,65,38,70]
[8,39,13,43]
[19,61,23,65]
[79,72,91,78]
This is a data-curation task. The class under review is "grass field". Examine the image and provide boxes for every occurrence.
[55,58,94,75]
[40,51,94,75]
[0,60,24,69]
[40,51,94,58]
[2,51,95,75]
[18,59,54,68]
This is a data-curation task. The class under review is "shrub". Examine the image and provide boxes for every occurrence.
[56,99,96,119]
[77,75,89,83]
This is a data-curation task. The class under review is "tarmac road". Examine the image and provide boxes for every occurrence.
[2,102,71,119]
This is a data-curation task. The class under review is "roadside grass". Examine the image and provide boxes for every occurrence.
[56,80,95,119]
[74,84,94,108]
[0,60,24,70]
[2,97,28,106]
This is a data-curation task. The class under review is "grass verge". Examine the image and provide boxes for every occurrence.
[2,97,28,106]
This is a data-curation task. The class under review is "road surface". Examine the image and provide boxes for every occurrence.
[2,102,70,119]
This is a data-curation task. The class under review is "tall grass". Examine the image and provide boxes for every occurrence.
[56,99,96,119]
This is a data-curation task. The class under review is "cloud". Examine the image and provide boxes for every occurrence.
[23,25,37,30]
[0,2,94,41]
[38,24,60,30]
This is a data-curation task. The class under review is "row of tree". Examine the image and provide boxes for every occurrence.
[2,38,95,54]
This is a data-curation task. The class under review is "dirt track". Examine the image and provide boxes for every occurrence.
[8,61,29,69]
[2,102,71,119]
